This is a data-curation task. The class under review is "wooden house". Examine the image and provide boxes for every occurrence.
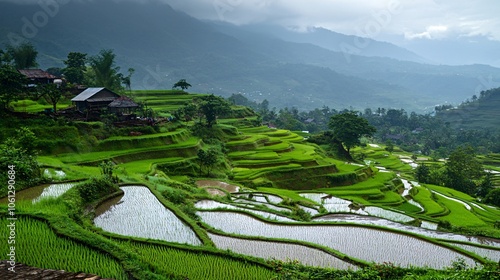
[71,87,120,112]
[18,69,57,86]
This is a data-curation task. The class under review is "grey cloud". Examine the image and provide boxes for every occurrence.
[2,0,499,40]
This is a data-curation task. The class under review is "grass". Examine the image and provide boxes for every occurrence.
[55,137,200,164]
[11,99,72,113]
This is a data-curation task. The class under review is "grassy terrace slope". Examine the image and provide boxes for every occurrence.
[226,126,371,189]
[130,90,205,114]
[4,90,500,279]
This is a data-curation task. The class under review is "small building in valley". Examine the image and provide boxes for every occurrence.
[108,96,139,120]
[71,87,120,112]
[18,69,57,86]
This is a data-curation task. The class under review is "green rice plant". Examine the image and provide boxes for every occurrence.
[119,240,277,280]
[57,137,200,165]
[0,216,127,279]
[258,187,312,202]
[412,186,447,216]
[426,184,475,201]
[434,194,488,227]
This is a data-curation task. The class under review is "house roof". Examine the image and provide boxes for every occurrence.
[71,87,114,102]
[18,69,57,79]
[108,96,139,108]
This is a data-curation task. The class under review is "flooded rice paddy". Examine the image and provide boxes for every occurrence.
[448,243,500,262]
[315,214,499,246]
[0,183,76,203]
[208,233,357,270]
[196,180,240,193]
[195,200,296,222]
[95,186,201,245]
[32,183,75,203]
[198,211,478,268]
[299,193,414,223]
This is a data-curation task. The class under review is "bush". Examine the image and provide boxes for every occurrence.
[76,177,118,203]
[162,187,192,204]
[484,188,500,207]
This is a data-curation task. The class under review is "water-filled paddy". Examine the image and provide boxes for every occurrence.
[198,211,477,268]
[300,193,414,222]
[448,243,500,262]
[0,183,76,203]
[208,233,357,270]
[196,180,240,193]
[315,214,499,246]
[232,198,292,213]
[195,200,296,222]
[33,183,75,203]
[95,186,201,245]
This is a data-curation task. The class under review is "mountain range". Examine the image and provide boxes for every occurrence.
[1,0,500,112]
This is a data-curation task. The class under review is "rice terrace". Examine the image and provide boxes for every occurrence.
[1,85,500,280]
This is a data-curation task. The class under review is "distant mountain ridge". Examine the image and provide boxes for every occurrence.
[1,0,500,112]
[233,24,427,63]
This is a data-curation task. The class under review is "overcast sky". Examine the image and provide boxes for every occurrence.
[3,0,500,41]
[165,0,500,41]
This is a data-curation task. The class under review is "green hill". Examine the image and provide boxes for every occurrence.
[436,87,500,131]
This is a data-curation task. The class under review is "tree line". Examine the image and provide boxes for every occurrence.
[228,93,500,157]
[0,42,136,112]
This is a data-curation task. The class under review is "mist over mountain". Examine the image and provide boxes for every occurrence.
[1,0,500,112]
[227,24,428,63]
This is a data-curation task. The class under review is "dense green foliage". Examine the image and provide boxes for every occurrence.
[328,111,376,155]
[5,42,38,69]
[87,49,123,91]
[76,177,118,203]
[0,65,27,109]
[0,127,41,196]
[63,52,87,84]
[172,79,192,90]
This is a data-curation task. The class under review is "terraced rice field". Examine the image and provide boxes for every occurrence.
[32,183,76,203]
[208,233,357,270]
[448,243,500,262]
[0,217,128,279]
[118,240,276,280]
[95,186,202,245]
[198,211,478,268]
[195,200,296,222]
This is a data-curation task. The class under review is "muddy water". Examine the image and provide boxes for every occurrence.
[196,180,240,193]
[95,193,124,217]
